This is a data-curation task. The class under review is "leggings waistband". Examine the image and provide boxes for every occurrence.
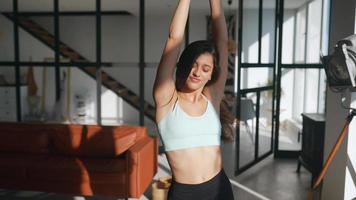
[171,169,224,190]
[167,168,234,200]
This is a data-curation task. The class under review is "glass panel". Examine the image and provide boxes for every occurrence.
[292,69,305,120]
[143,1,165,64]
[19,1,54,62]
[259,90,273,155]
[295,6,306,63]
[0,66,18,122]
[282,0,323,64]
[241,67,273,90]
[0,66,16,86]
[19,0,53,12]
[102,0,139,63]
[101,65,139,125]
[304,69,319,113]
[19,59,77,122]
[102,0,137,14]
[0,0,12,12]
[0,0,14,61]
[68,65,97,124]
[278,67,325,151]
[20,62,96,123]
[22,64,37,120]
[21,63,98,124]
[101,14,139,63]
[281,8,295,64]
[31,16,54,35]
[58,0,95,63]
[318,69,326,113]
[242,0,259,63]
[60,0,95,11]
[100,67,124,126]
[239,94,257,167]
[306,0,322,63]
[59,16,95,62]
[261,0,276,64]
[279,68,302,151]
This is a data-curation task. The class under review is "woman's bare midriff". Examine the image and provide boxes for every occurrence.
[166,145,222,184]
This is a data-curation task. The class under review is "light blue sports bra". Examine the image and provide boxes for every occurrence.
[157,94,221,152]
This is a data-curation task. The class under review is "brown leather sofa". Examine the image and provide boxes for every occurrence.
[0,122,158,199]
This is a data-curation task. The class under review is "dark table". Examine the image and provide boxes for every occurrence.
[297,113,326,187]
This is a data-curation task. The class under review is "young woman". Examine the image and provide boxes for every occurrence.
[153,0,235,199]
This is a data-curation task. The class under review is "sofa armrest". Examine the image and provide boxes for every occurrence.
[127,135,158,198]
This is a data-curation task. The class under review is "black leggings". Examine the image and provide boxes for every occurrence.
[167,169,234,200]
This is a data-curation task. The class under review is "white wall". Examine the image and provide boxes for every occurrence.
[346,93,356,199]
[344,4,356,199]
[322,0,356,199]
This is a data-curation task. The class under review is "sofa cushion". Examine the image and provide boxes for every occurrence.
[0,153,48,179]
[0,129,49,154]
[26,156,127,183]
[50,125,138,157]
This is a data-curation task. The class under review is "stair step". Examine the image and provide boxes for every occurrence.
[59,44,68,50]
[27,26,50,36]
[101,74,110,82]
[41,35,55,45]
[106,81,121,90]
[21,20,36,28]
[84,67,98,75]
[144,103,154,111]
[62,50,82,60]
[145,109,155,118]
[116,88,129,95]
[130,95,140,105]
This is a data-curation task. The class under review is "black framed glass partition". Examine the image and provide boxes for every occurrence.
[275,0,326,157]
[0,0,148,127]
[235,0,277,175]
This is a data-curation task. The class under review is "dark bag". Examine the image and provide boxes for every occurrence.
[323,34,356,89]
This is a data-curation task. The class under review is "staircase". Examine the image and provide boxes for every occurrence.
[3,13,155,121]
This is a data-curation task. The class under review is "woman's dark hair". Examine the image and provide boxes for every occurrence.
[175,40,220,90]
[175,40,236,142]
[220,94,238,143]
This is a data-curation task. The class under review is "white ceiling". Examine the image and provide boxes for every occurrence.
[0,0,311,15]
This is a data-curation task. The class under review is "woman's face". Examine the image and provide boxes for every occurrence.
[184,53,214,91]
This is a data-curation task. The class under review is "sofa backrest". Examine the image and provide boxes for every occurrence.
[0,122,148,158]
[51,124,141,157]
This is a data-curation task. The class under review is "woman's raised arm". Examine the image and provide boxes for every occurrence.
[153,0,190,107]
[206,0,228,101]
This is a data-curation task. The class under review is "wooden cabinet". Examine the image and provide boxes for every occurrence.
[0,85,27,121]
[297,113,326,187]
